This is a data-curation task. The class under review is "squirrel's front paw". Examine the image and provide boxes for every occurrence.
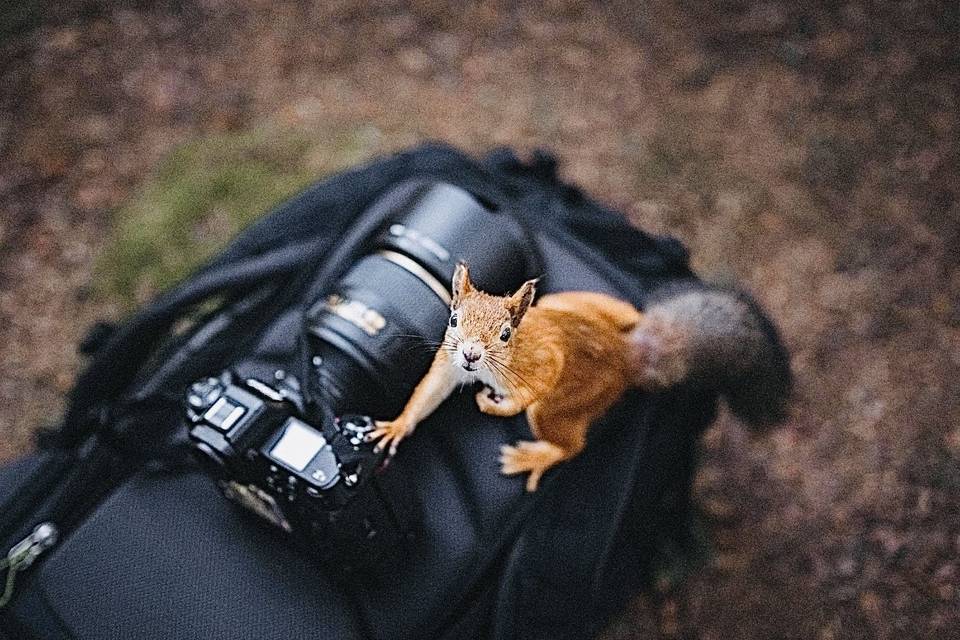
[475,387,504,413]
[366,419,413,456]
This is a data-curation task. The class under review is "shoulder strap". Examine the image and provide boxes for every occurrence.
[61,240,321,445]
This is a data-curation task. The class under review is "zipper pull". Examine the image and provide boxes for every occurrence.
[0,522,59,608]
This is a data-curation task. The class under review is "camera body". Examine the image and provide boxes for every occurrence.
[186,371,411,570]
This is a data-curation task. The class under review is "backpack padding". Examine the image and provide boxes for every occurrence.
[31,472,366,640]
[492,387,715,640]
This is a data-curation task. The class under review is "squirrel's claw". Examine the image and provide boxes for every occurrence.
[368,420,410,456]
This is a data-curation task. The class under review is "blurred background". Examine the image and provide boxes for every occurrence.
[0,1,957,638]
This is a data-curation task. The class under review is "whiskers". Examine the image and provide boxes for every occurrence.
[385,332,456,357]
[439,335,461,356]
[484,351,535,401]
[383,331,531,401]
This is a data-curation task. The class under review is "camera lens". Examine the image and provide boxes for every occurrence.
[306,182,538,417]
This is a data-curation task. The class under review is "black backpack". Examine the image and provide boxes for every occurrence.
[0,144,716,640]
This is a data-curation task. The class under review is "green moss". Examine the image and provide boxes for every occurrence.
[96,126,383,307]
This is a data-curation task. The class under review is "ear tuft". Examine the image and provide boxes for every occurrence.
[506,278,537,326]
[451,262,473,307]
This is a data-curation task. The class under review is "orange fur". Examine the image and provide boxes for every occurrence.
[369,263,646,491]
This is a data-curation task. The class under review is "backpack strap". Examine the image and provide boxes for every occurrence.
[60,239,323,445]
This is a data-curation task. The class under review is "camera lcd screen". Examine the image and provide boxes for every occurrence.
[269,418,326,472]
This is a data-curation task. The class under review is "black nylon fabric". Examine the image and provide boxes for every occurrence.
[482,148,691,282]
[0,455,51,510]
[0,144,711,640]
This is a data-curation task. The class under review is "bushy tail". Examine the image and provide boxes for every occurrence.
[627,281,792,427]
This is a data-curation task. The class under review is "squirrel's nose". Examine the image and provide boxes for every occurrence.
[462,345,482,363]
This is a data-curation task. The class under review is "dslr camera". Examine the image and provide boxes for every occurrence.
[186,181,539,568]
[185,369,409,570]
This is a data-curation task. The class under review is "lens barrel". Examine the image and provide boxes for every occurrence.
[306,181,537,417]
[377,182,534,293]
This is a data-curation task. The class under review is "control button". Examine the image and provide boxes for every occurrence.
[306,447,341,490]
[188,378,222,410]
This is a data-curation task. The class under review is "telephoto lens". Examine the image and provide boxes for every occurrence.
[306,181,539,418]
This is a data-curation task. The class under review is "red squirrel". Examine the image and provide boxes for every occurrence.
[369,263,790,491]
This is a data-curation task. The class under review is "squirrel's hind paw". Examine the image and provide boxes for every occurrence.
[499,440,566,492]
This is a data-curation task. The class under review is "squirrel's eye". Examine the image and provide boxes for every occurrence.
[499,326,511,342]
[449,313,458,328]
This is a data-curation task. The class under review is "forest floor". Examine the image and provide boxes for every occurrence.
[1,2,957,638]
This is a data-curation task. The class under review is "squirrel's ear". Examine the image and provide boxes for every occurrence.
[451,262,473,307]
[506,278,537,326]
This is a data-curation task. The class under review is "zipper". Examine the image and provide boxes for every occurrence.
[0,523,59,608]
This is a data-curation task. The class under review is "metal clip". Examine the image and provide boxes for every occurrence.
[0,522,58,608]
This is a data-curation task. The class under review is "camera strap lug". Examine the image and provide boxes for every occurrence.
[0,522,59,609]
[220,481,292,533]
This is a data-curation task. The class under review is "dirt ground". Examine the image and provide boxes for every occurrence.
[1,2,957,638]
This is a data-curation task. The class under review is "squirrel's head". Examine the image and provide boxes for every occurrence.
[444,262,537,374]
